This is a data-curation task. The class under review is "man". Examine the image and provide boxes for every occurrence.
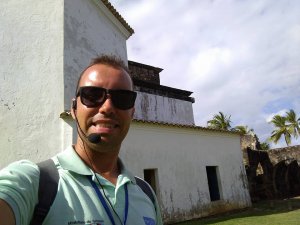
[0,55,163,225]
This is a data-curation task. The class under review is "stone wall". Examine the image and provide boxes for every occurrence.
[128,60,162,85]
[243,145,300,201]
[268,145,300,164]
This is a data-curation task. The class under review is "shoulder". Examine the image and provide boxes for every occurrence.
[0,160,40,199]
[0,160,40,225]
[0,159,40,181]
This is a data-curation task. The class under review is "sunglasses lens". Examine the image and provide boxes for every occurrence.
[80,87,105,107]
[78,87,136,109]
[111,90,137,110]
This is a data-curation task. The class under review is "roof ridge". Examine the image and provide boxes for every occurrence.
[132,119,240,135]
[101,0,134,35]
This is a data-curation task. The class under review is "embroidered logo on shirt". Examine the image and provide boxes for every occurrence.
[67,220,104,225]
[143,216,156,225]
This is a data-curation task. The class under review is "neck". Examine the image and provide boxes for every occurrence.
[74,140,120,185]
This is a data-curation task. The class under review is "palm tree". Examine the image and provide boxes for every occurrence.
[233,125,254,135]
[207,112,232,130]
[285,109,300,138]
[269,115,291,146]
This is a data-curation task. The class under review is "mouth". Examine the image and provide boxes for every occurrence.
[89,115,120,133]
[92,123,118,129]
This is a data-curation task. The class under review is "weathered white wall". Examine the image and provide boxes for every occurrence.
[134,92,195,125]
[121,122,251,223]
[0,0,64,167]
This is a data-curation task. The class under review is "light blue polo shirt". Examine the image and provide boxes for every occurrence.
[0,146,163,225]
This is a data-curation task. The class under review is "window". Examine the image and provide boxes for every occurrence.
[144,169,157,194]
[206,166,221,201]
[256,162,264,176]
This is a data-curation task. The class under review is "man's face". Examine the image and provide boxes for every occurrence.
[74,64,135,151]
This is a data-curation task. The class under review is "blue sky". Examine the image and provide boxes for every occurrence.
[110,0,300,148]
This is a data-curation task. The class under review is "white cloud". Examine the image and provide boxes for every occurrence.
[188,47,233,80]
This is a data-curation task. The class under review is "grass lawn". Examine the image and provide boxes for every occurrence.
[171,197,300,225]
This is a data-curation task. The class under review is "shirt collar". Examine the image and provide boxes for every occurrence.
[56,146,136,183]
[56,146,92,175]
[117,158,136,185]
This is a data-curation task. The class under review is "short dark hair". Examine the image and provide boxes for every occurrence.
[75,55,131,95]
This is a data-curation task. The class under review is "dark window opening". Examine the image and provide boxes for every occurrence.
[144,169,157,194]
[206,166,221,201]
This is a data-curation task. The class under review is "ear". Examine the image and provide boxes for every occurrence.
[71,98,76,120]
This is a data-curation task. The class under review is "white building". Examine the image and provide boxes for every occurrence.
[0,0,251,223]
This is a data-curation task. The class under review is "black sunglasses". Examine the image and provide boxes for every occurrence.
[76,86,137,110]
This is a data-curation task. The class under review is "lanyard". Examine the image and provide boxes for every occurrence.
[88,176,129,225]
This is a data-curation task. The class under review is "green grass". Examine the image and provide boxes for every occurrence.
[171,197,300,225]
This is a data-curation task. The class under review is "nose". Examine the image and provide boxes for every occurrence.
[98,94,115,115]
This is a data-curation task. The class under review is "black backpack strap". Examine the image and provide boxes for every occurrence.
[30,159,59,225]
[135,176,156,206]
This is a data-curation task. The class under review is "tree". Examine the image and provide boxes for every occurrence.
[207,112,232,130]
[233,125,254,135]
[260,142,270,150]
[285,109,300,138]
[269,114,291,146]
